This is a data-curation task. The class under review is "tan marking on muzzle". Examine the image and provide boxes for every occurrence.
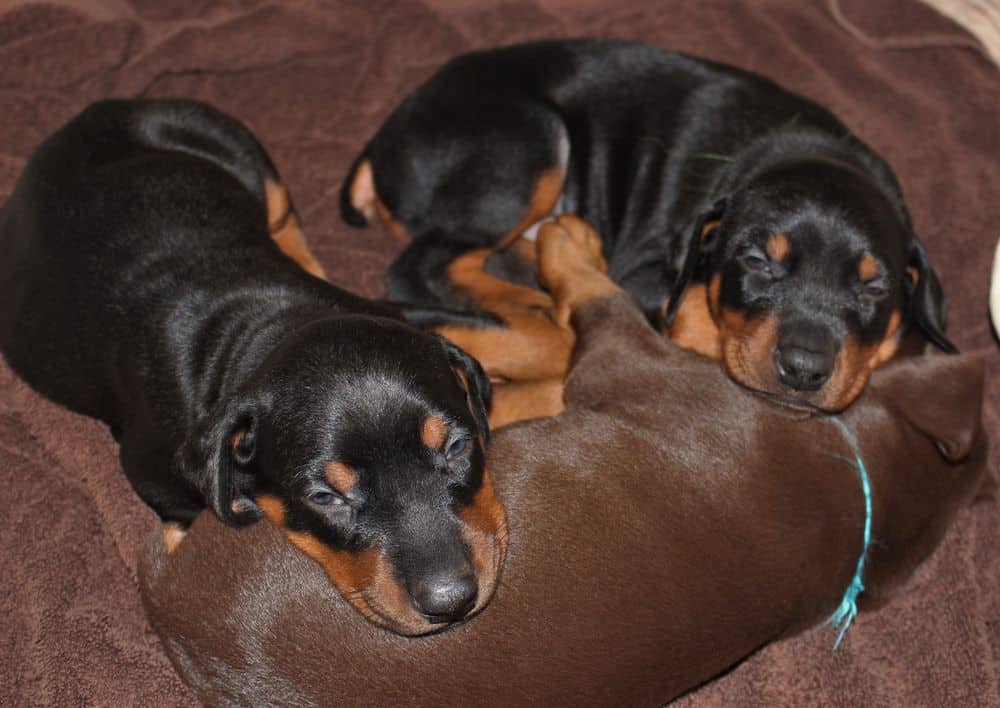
[457,468,509,615]
[816,309,905,411]
[256,493,459,635]
[666,282,722,359]
[718,311,780,396]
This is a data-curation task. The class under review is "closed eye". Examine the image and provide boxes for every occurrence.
[740,250,770,273]
[445,437,471,462]
[309,490,346,507]
[856,278,889,300]
[739,246,785,278]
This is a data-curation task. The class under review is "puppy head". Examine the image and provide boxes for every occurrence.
[177,315,505,635]
[666,160,955,411]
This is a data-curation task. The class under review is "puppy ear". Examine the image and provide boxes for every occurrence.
[906,239,959,353]
[437,337,492,441]
[663,197,727,327]
[175,396,263,526]
[870,353,984,462]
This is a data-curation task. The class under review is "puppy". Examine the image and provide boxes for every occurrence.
[0,99,506,635]
[140,218,989,705]
[342,38,956,412]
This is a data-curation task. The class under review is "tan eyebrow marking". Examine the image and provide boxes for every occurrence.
[421,416,448,449]
[766,233,790,261]
[325,461,357,493]
[858,252,879,281]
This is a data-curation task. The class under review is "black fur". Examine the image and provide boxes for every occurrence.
[0,100,495,622]
[343,38,957,370]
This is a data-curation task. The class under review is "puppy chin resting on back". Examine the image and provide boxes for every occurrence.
[139,221,989,706]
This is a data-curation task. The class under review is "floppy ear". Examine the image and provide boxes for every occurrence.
[906,239,959,353]
[174,395,264,526]
[663,197,727,327]
[870,353,984,462]
[438,337,492,442]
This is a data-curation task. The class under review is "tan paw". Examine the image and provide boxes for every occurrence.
[536,215,620,327]
[537,215,606,284]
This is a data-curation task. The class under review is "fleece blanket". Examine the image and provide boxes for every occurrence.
[0,0,997,704]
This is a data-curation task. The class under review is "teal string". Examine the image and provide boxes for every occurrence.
[827,416,872,650]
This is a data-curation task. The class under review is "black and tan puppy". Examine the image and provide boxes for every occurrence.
[140,219,990,706]
[342,38,956,412]
[0,99,507,635]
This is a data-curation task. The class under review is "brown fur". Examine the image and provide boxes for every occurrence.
[257,493,428,634]
[265,179,326,279]
[436,319,572,384]
[437,247,572,383]
[457,469,510,617]
[666,283,722,359]
[438,216,608,424]
[141,228,989,706]
[488,378,565,428]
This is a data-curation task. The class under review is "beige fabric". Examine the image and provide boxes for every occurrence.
[923,0,1000,64]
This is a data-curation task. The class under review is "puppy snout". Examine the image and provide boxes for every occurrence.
[775,344,834,390]
[775,332,835,391]
[409,572,478,623]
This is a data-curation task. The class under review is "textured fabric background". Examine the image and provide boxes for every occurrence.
[0,1,997,704]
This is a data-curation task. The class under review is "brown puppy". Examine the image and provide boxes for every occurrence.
[140,221,989,706]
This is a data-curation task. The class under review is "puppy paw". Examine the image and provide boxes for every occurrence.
[537,215,619,327]
[537,216,607,285]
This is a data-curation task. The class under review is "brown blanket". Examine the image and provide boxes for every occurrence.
[1,0,997,704]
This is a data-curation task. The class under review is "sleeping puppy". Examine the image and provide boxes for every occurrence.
[342,39,957,413]
[140,218,990,706]
[0,99,505,636]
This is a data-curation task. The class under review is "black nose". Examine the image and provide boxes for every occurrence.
[776,344,834,390]
[410,573,478,623]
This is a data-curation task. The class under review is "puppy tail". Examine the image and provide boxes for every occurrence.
[340,148,374,228]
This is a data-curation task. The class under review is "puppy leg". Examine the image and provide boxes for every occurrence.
[536,216,615,327]
[423,245,572,425]
[265,179,327,281]
[489,378,565,428]
[433,247,573,383]
[536,216,675,393]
